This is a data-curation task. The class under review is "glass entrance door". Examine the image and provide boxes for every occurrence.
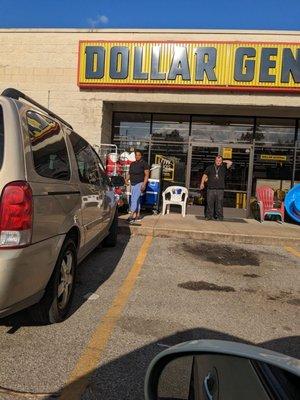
[188,144,253,217]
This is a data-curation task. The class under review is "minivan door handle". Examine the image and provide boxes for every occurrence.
[47,190,80,196]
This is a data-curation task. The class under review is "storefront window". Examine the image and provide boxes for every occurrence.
[253,147,294,193]
[255,118,296,146]
[150,142,188,188]
[112,112,151,141]
[113,139,150,162]
[191,116,254,143]
[295,150,300,183]
[110,112,299,215]
[295,122,300,183]
[152,114,190,142]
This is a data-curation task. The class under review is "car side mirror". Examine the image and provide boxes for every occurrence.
[145,340,300,400]
[110,175,125,187]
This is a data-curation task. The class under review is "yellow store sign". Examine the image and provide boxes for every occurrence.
[78,41,300,92]
[222,147,233,159]
[260,154,287,161]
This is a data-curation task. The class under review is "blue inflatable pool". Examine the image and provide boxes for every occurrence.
[285,184,300,224]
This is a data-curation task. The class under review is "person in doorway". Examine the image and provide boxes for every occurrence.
[200,155,233,221]
[127,150,150,224]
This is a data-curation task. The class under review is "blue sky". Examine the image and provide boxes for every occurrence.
[0,0,299,30]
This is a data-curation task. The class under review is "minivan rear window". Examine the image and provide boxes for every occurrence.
[27,111,70,181]
[0,106,4,169]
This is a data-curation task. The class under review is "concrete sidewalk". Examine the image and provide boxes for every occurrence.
[119,213,300,246]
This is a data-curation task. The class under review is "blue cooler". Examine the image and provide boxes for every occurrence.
[144,179,160,206]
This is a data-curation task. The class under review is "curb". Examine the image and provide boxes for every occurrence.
[118,224,300,246]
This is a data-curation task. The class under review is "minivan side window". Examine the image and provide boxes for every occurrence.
[27,111,70,181]
[0,106,4,169]
[96,150,111,186]
[69,132,102,186]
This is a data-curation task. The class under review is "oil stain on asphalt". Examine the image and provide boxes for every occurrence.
[287,299,300,306]
[180,242,260,266]
[243,288,257,293]
[178,280,236,292]
[243,273,261,278]
[178,282,300,307]
[266,290,299,306]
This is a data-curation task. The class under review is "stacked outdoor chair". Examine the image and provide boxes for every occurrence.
[256,186,285,223]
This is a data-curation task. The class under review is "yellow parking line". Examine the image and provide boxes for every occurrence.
[60,236,153,400]
[285,246,300,259]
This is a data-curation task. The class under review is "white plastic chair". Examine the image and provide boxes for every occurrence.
[162,186,188,217]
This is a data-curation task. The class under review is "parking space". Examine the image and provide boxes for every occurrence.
[0,235,144,398]
[0,235,299,399]
[285,245,300,259]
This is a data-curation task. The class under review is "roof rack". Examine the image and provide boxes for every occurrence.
[1,88,73,130]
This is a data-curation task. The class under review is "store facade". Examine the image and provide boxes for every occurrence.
[0,28,299,217]
[112,112,299,216]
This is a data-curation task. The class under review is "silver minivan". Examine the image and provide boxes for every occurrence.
[0,88,118,323]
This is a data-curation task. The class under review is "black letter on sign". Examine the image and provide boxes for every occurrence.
[281,48,300,83]
[151,46,166,80]
[234,47,256,82]
[195,47,217,81]
[110,46,129,79]
[133,47,148,80]
[259,48,277,83]
[85,46,105,79]
[168,47,191,80]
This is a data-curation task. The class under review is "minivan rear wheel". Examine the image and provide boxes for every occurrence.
[29,238,77,324]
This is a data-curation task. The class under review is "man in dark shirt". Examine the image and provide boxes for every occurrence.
[128,150,150,223]
[200,155,233,221]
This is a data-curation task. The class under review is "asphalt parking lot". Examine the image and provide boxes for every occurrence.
[0,234,299,399]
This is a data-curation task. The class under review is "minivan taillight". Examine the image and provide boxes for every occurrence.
[0,181,33,248]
